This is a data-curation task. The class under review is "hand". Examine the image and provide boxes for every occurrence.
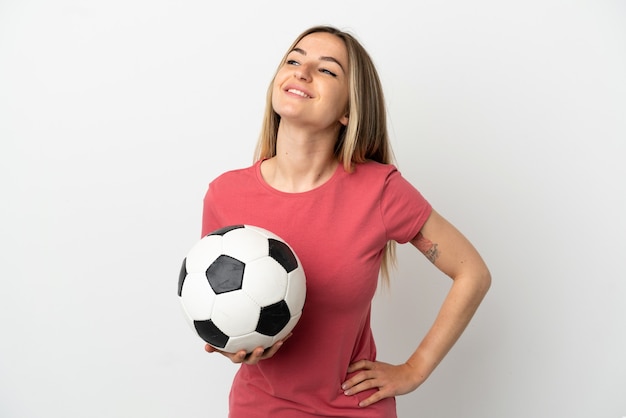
[341,360,424,407]
[204,334,292,365]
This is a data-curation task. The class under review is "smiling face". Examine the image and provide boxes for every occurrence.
[271,32,350,133]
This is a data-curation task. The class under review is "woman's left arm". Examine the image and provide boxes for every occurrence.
[342,209,492,407]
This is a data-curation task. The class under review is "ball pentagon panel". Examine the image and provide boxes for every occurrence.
[268,238,299,273]
[256,300,292,336]
[206,255,245,294]
[194,319,229,349]
[208,224,245,236]
[271,312,302,344]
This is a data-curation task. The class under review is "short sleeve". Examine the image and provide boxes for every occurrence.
[201,175,232,237]
[380,168,432,244]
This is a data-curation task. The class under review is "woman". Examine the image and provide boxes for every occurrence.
[201,25,491,417]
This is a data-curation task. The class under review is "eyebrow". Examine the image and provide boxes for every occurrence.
[290,47,346,73]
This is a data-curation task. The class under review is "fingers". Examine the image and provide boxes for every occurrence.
[244,333,292,364]
[346,359,372,373]
[342,360,377,402]
[342,369,388,408]
[342,361,416,408]
[204,334,292,365]
[204,344,249,363]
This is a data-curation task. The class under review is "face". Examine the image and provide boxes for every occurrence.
[272,32,350,131]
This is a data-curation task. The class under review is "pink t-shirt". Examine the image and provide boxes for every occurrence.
[202,160,432,417]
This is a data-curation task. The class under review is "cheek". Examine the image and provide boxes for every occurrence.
[331,83,349,108]
[273,68,290,88]
[270,78,284,110]
[332,88,350,117]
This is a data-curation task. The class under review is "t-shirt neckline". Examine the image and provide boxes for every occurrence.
[254,159,344,196]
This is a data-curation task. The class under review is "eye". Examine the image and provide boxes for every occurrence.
[319,68,337,77]
[286,59,300,66]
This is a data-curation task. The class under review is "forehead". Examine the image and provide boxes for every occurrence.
[292,32,348,64]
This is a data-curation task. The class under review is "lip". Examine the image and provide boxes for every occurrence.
[284,84,314,99]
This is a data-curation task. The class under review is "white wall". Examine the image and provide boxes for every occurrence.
[1,0,624,417]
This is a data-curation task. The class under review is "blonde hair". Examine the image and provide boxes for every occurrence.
[254,25,397,284]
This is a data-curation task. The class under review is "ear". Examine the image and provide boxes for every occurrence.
[339,112,349,126]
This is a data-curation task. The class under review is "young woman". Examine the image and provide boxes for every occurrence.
[201,25,491,418]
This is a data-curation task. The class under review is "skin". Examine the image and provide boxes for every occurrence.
[205,31,492,407]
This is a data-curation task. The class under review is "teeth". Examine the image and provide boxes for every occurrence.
[287,89,310,98]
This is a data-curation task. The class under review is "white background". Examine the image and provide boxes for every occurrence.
[1,0,625,417]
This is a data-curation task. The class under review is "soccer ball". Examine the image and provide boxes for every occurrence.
[177,224,306,353]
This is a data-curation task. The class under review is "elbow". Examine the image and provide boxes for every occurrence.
[450,264,491,300]
[478,267,492,298]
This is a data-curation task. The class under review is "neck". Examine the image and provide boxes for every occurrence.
[261,124,340,193]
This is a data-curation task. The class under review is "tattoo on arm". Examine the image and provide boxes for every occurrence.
[414,232,439,264]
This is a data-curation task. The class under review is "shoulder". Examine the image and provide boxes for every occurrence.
[349,160,398,183]
[354,161,430,212]
[209,161,260,188]
[349,160,414,192]
[204,162,262,205]
[353,160,397,174]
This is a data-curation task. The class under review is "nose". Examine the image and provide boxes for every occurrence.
[294,64,312,81]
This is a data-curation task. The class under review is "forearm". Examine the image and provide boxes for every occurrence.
[340,260,490,406]
[406,271,491,383]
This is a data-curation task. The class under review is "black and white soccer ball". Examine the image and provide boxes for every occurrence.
[177,224,306,353]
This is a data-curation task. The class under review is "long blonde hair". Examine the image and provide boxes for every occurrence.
[254,25,397,284]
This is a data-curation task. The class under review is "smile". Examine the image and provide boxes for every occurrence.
[287,88,311,98]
